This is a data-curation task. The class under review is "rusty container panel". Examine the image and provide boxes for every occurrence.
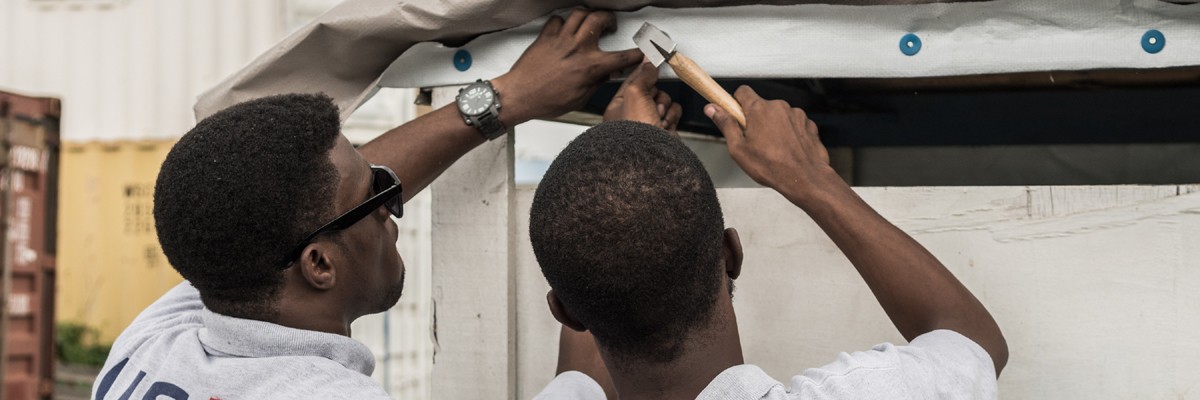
[0,90,60,400]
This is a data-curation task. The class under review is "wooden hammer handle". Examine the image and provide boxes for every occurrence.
[667,52,746,127]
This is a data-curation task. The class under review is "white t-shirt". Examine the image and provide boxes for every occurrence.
[92,282,391,400]
[535,330,997,399]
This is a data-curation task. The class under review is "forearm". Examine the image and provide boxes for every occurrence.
[785,170,1008,374]
[357,104,485,203]
[358,77,532,202]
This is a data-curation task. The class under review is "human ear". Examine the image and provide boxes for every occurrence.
[296,242,338,290]
[723,227,744,280]
[547,290,586,332]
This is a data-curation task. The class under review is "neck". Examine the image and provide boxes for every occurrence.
[273,280,354,336]
[273,303,353,336]
[606,300,743,400]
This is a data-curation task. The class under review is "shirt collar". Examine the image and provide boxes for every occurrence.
[197,309,376,376]
[696,364,782,400]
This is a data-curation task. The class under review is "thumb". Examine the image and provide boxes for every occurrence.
[625,62,659,93]
[706,103,744,143]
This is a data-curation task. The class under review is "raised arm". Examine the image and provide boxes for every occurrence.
[358,9,642,202]
[706,87,1008,376]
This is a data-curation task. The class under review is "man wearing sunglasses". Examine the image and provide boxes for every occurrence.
[94,9,679,399]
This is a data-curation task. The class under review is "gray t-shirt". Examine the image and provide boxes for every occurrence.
[92,282,391,400]
[536,330,997,399]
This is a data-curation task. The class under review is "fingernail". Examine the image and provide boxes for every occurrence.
[657,104,666,115]
[704,104,716,118]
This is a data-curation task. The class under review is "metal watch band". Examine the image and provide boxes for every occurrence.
[474,109,506,140]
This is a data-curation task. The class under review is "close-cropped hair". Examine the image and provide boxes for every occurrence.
[530,120,726,363]
[154,93,341,319]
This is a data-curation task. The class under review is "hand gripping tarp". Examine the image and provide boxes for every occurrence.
[194,0,1200,122]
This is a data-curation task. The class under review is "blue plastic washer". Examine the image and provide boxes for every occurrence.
[899,33,922,56]
[453,49,472,71]
[1142,30,1165,54]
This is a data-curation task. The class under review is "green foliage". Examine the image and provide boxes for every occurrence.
[56,322,111,367]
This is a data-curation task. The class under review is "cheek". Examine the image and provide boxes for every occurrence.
[380,219,403,276]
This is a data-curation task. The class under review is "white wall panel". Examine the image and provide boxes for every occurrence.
[513,185,1200,399]
[0,0,286,141]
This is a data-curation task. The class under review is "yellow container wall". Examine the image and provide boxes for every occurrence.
[58,140,181,344]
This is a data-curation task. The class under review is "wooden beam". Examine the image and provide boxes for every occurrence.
[430,86,516,399]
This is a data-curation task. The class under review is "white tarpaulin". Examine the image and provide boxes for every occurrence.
[380,0,1200,88]
[196,0,1200,121]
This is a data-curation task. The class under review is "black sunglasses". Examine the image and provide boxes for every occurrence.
[281,165,403,268]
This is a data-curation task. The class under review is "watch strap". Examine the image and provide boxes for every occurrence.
[474,108,506,140]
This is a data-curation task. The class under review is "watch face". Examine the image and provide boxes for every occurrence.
[458,84,494,116]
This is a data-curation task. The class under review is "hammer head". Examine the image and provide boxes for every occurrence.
[632,22,676,67]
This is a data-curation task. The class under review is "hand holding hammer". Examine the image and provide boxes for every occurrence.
[633,22,747,127]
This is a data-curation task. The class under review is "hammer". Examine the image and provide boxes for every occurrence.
[633,22,747,127]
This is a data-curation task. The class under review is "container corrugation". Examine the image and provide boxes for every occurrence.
[57,140,180,344]
[0,0,286,142]
[1,90,61,400]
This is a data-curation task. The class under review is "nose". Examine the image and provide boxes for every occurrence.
[387,213,399,237]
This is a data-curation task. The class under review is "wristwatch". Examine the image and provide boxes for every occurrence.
[456,79,508,140]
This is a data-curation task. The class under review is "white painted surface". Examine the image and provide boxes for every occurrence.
[0,0,286,141]
[0,0,415,143]
[513,185,1200,399]
[429,86,517,399]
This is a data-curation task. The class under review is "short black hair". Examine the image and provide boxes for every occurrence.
[530,120,725,364]
[154,93,341,319]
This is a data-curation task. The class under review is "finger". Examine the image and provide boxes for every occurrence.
[706,103,744,143]
[626,62,660,94]
[655,90,671,110]
[605,95,625,114]
[790,108,815,137]
[733,85,763,109]
[613,64,640,98]
[593,48,644,79]
[612,62,654,100]
[789,111,809,138]
[541,15,565,37]
[792,107,809,122]
[562,9,589,35]
[664,103,683,131]
[577,11,617,42]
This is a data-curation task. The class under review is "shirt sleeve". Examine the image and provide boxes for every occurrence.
[532,371,606,400]
[787,330,997,400]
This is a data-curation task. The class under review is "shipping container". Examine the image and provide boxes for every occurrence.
[0,90,60,400]
[57,140,180,344]
[0,0,287,142]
